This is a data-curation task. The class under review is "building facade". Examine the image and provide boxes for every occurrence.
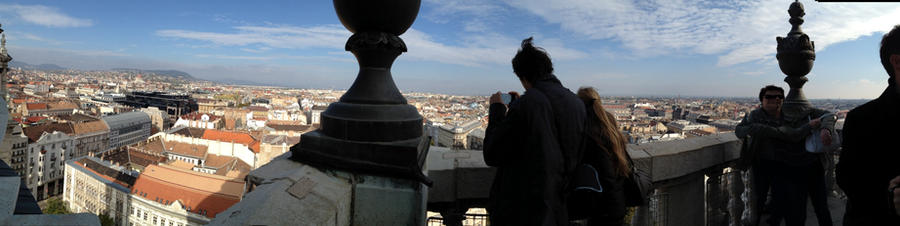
[72,120,109,158]
[103,111,152,151]
[1,123,29,176]
[139,107,170,133]
[64,156,136,226]
[119,91,197,119]
[23,123,75,200]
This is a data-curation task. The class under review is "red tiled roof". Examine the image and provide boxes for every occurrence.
[26,103,48,110]
[22,122,74,142]
[26,116,47,123]
[127,149,167,168]
[201,130,260,153]
[131,164,244,218]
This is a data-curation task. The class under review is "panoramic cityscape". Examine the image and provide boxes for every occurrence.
[0,0,898,226]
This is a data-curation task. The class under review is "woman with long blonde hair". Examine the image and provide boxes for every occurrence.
[575,87,630,226]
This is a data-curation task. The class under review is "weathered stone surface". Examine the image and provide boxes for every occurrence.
[351,175,426,225]
[1,213,100,225]
[0,177,18,216]
[210,157,353,226]
[631,133,739,182]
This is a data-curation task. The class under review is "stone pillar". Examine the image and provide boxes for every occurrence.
[706,167,727,226]
[286,1,431,225]
[728,167,748,226]
[0,24,11,103]
[661,173,705,226]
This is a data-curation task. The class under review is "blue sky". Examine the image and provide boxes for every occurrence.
[1,0,899,99]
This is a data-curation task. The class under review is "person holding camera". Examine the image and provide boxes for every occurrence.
[483,37,586,226]
[836,25,900,226]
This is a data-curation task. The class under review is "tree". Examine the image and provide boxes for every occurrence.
[99,213,115,226]
[43,197,71,214]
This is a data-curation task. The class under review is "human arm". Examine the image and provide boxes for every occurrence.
[891,176,900,216]
[735,110,803,142]
[483,93,525,167]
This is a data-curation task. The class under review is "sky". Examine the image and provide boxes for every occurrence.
[1,0,899,99]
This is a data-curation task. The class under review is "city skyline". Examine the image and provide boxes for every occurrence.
[1,1,899,99]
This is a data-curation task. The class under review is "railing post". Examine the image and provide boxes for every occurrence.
[706,166,729,226]
[728,166,749,226]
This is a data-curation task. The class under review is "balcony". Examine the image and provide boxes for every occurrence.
[424,132,845,226]
[211,132,848,225]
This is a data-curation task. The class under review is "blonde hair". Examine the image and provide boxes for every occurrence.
[577,87,630,177]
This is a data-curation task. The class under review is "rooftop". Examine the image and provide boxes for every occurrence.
[168,126,206,138]
[22,122,73,142]
[163,140,209,158]
[201,130,260,153]
[72,120,109,135]
[102,111,151,129]
[70,156,137,190]
[131,164,244,218]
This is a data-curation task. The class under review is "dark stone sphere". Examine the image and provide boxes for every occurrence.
[777,50,815,77]
[333,0,421,35]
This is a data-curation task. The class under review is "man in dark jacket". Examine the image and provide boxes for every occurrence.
[736,85,834,226]
[484,37,586,226]
[836,24,900,226]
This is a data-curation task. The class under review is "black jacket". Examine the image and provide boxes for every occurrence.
[735,107,829,167]
[484,76,586,226]
[836,85,900,225]
[581,105,626,224]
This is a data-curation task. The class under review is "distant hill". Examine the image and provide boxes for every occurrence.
[111,68,194,80]
[9,61,66,70]
[216,78,275,87]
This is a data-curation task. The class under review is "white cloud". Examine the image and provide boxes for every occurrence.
[156,25,350,49]
[402,29,587,67]
[2,5,92,27]
[195,54,273,61]
[502,0,900,66]
[158,24,587,67]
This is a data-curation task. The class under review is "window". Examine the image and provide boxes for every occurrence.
[153,216,157,225]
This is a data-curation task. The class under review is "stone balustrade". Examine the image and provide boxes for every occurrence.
[426,132,743,226]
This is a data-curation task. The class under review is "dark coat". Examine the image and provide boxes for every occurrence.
[581,105,626,225]
[735,107,828,167]
[484,76,586,226]
[836,85,900,225]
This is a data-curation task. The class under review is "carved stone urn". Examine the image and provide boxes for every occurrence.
[776,0,815,121]
[291,0,431,185]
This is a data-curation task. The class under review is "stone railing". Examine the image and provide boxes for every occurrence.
[0,160,100,225]
[426,133,746,226]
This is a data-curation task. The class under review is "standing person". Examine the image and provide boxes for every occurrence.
[736,85,834,226]
[836,24,900,226]
[483,37,586,226]
[575,87,629,226]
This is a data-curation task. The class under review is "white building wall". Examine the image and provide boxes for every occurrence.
[129,194,209,226]
[162,134,255,168]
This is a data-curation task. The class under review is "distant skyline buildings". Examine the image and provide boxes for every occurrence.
[1,1,899,99]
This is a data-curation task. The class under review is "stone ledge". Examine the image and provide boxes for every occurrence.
[629,133,739,182]
[0,213,100,226]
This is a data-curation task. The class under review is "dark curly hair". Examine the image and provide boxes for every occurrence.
[881,25,900,80]
[758,85,784,102]
[512,37,554,83]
